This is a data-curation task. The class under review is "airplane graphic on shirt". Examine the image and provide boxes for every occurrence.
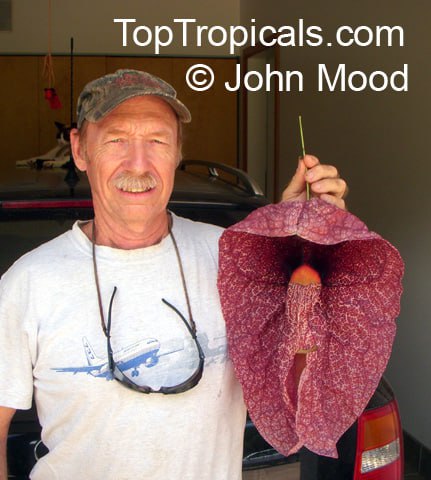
[52,336,180,379]
[52,333,227,381]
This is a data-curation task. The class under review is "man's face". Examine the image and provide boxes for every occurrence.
[72,96,180,234]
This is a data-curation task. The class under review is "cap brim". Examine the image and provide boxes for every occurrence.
[81,89,191,127]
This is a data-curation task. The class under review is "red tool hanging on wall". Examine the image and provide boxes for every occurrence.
[43,0,62,109]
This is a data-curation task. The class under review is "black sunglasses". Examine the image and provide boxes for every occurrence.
[106,287,205,395]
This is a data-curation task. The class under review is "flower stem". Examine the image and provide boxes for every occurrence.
[299,115,310,201]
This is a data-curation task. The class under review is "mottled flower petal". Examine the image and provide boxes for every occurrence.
[217,199,404,458]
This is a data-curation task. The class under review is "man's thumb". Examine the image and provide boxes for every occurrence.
[281,158,306,201]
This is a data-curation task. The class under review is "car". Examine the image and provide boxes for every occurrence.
[1,159,403,479]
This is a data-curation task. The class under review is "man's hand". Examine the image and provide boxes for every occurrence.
[281,155,348,210]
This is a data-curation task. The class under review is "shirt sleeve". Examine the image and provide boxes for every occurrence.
[0,268,34,410]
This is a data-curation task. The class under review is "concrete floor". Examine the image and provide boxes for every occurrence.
[243,464,300,480]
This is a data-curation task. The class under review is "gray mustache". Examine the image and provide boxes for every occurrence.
[113,172,157,192]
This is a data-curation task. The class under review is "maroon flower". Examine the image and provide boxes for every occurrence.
[217,199,404,458]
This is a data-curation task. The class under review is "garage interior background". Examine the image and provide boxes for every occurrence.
[1,0,430,464]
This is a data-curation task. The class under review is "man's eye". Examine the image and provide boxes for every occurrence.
[110,138,123,144]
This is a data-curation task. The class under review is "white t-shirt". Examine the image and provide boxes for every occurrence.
[0,215,246,480]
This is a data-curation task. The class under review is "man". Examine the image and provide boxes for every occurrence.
[0,69,347,479]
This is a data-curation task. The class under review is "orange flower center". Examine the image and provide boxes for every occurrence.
[290,264,321,285]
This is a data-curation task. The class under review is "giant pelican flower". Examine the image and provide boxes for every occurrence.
[217,198,404,458]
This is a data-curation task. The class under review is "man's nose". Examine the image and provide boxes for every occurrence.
[124,140,152,172]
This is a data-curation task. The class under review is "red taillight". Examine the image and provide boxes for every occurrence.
[354,400,403,479]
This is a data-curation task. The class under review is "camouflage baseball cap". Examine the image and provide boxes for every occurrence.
[76,69,191,128]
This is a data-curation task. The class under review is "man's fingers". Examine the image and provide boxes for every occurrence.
[301,154,320,169]
[310,177,348,198]
[281,158,307,201]
[320,193,346,210]
[280,154,348,207]
[305,164,339,183]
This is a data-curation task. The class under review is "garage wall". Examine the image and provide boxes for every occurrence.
[0,0,240,55]
[240,0,431,449]
[0,55,238,178]
[0,0,242,178]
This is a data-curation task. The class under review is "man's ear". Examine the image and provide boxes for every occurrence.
[70,128,87,172]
